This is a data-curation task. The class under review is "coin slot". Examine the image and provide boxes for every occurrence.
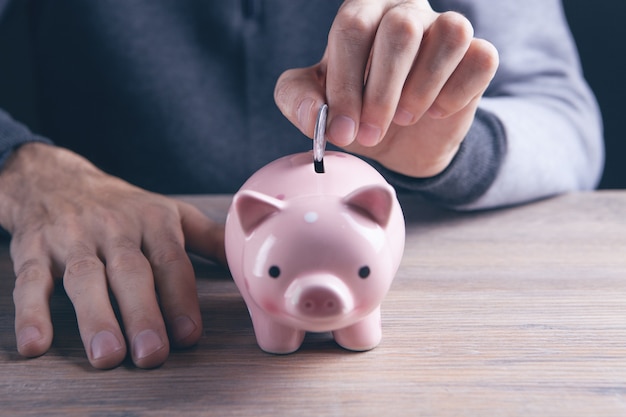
[314,159,325,173]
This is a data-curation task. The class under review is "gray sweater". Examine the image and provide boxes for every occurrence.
[0,0,603,209]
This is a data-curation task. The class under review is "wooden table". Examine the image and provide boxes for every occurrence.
[1,191,625,416]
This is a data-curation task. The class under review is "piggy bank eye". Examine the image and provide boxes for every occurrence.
[268,265,281,278]
[358,266,370,279]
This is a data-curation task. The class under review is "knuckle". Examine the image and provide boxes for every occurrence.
[273,68,316,118]
[437,11,474,47]
[13,259,52,297]
[144,205,180,228]
[469,38,499,73]
[149,243,186,268]
[64,254,104,280]
[108,249,148,274]
[97,210,139,236]
[364,85,397,117]
[63,253,104,299]
[332,7,376,44]
[327,78,361,99]
[431,96,459,116]
[273,69,294,103]
[383,9,423,51]
[399,90,432,116]
[366,89,390,109]
[9,230,44,262]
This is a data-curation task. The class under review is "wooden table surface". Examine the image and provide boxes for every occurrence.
[1,191,625,416]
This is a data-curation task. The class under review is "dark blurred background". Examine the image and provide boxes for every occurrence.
[564,1,626,189]
[1,2,624,189]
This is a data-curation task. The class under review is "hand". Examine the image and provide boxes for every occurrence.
[274,0,498,177]
[0,143,225,369]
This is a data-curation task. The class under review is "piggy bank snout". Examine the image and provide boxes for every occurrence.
[286,276,354,319]
[298,287,344,317]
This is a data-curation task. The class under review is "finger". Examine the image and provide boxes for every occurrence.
[394,11,474,125]
[103,236,170,369]
[177,200,226,265]
[141,224,203,350]
[62,243,127,369]
[427,38,499,118]
[357,3,425,147]
[12,255,54,358]
[274,64,327,138]
[325,1,386,146]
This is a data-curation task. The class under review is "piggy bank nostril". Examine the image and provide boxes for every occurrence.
[297,290,343,317]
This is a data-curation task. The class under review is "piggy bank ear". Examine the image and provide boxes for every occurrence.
[234,190,285,236]
[343,184,395,228]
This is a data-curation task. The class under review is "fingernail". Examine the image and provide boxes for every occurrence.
[297,97,315,131]
[17,326,42,349]
[132,329,166,360]
[171,315,197,343]
[394,108,414,125]
[91,330,124,360]
[356,123,382,147]
[328,115,356,146]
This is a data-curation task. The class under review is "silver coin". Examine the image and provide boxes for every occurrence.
[313,104,328,173]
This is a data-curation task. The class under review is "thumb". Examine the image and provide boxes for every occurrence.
[176,200,226,266]
[274,64,327,138]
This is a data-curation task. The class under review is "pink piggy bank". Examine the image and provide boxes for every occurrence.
[224,151,405,354]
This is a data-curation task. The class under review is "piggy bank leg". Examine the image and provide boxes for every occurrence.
[247,304,305,354]
[333,307,382,351]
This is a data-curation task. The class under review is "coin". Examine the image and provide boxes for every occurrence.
[313,103,328,173]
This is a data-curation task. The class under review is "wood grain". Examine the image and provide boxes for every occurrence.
[0,191,625,416]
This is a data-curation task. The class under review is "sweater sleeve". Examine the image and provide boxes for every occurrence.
[379,0,604,210]
[452,0,603,209]
[0,109,52,170]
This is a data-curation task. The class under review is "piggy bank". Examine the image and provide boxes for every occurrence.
[224,151,405,354]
